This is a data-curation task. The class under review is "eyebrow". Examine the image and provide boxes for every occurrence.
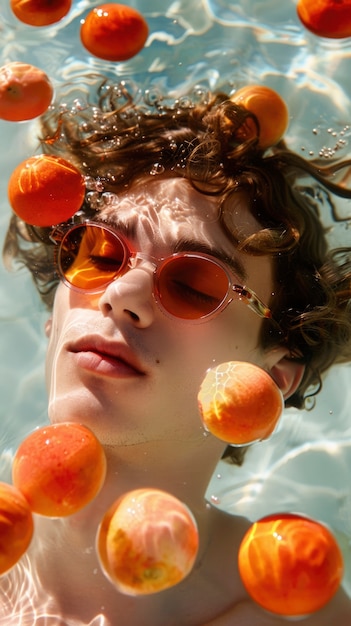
[174,238,248,282]
[100,218,247,282]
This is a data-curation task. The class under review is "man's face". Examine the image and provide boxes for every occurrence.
[46,177,274,447]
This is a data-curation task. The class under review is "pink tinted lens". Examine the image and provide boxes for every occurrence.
[156,254,229,319]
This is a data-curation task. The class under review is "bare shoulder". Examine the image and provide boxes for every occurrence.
[203,588,351,626]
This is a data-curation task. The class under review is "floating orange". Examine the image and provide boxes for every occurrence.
[0,482,34,574]
[8,154,86,226]
[0,62,53,122]
[230,85,289,149]
[198,361,283,445]
[297,0,351,39]
[97,488,199,595]
[238,513,344,616]
[12,423,106,517]
[10,0,72,27]
[80,3,149,62]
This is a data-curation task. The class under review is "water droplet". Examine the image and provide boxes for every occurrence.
[150,163,165,176]
[210,495,220,505]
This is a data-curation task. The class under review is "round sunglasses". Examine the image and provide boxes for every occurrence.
[51,221,272,323]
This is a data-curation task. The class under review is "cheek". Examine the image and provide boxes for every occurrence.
[205,310,263,362]
[45,329,58,392]
[44,287,67,388]
[169,315,263,391]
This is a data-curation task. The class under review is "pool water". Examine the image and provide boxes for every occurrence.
[1,0,351,608]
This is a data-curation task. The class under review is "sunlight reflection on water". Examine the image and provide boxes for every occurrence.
[1,0,351,617]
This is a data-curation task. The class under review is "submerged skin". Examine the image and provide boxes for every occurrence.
[1,177,350,625]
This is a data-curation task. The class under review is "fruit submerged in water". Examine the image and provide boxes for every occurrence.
[12,423,107,517]
[10,0,72,27]
[198,361,283,445]
[238,513,344,616]
[8,154,85,226]
[80,4,149,62]
[0,482,34,574]
[230,85,289,149]
[297,0,351,39]
[97,488,199,595]
[0,62,53,122]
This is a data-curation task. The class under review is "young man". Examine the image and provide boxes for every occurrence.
[2,85,351,624]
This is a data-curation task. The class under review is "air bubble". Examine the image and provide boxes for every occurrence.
[210,495,220,505]
[150,163,165,176]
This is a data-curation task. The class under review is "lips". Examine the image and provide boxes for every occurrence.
[69,336,146,378]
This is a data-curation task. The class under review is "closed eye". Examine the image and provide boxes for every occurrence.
[171,280,220,304]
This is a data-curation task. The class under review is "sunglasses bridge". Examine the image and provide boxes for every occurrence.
[50,223,273,322]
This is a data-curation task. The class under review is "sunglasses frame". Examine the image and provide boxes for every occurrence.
[50,221,272,323]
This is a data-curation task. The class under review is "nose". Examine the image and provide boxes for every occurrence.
[98,267,156,328]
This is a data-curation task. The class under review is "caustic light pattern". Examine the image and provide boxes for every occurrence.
[80,4,149,62]
[8,154,86,227]
[238,513,344,616]
[97,488,199,595]
[198,361,283,445]
[12,423,107,517]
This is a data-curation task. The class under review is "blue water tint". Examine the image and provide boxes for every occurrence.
[1,0,351,596]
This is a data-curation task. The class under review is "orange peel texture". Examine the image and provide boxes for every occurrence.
[10,0,72,27]
[80,3,149,62]
[8,154,85,226]
[297,0,351,39]
[0,482,34,574]
[12,423,107,517]
[97,488,199,595]
[0,62,53,122]
[198,361,283,445]
[238,513,344,616]
[230,85,289,149]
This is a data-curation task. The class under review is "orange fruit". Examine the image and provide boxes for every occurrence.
[0,62,53,122]
[11,0,72,27]
[238,513,344,616]
[8,154,85,226]
[230,85,289,149]
[297,0,351,39]
[97,488,199,595]
[198,361,283,445]
[0,482,33,574]
[80,3,149,62]
[12,423,107,517]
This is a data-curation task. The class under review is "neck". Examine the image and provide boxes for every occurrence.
[70,434,224,536]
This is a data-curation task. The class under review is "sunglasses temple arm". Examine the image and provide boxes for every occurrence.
[232,285,272,319]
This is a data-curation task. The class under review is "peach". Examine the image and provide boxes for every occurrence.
[97,488,199,595]
[297,0,351,39]
[0,482,33,574]
[8,154,86,226]
[12,423,106,517]
[0,62,53,122]
[230,85,289,149]
[198,361,283,445]
[80,4,149,62]
[238,513,344,616]
[11,0,72,27]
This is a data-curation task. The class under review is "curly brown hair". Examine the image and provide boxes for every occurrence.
[4,80,351,421]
